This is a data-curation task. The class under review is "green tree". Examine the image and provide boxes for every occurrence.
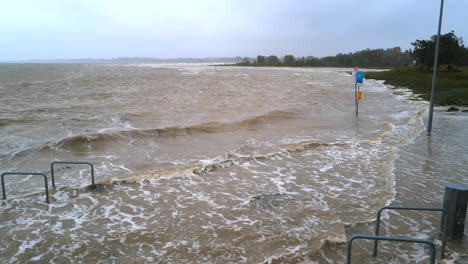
[296,57,305,67]
[283,55,296,66]
[305,56,320,66]
[256,55,266,64]
[463,46,468,66]
[266,55,280,66]
[411,31,464,70]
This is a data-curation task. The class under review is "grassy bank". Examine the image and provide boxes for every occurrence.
[366,66,468,106]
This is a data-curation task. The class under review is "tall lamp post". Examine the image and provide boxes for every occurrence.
[427,0,445,134]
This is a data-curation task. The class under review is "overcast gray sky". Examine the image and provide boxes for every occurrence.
[1,0,467,60]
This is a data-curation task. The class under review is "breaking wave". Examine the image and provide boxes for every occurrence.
[52,110,298,150]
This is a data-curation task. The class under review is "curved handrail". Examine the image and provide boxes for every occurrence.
[1,172,50,204]
[347,234,436,264]
[374,205,448,258]
[50,161,95,188]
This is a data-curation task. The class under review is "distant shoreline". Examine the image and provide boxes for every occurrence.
[0,57,243,64]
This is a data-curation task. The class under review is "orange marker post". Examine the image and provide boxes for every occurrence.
[357,91,362,100]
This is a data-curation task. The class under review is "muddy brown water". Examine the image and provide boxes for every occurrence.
[0,64,466,263]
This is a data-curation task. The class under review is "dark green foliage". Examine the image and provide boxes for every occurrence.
[283,55,296,66]
[243,47,412,68]
[366,66,468,106]
[463,46,468,66]
[235,30,468,69]
[411,31,467,70]
[266,55,280,66]
[256,55,266,64]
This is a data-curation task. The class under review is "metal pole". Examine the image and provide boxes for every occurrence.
[356,86,360,117]
[427,0,444,134]
[50,163,55,187]
[355,83,357,107]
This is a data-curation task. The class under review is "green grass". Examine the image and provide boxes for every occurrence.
[366,66,468,106]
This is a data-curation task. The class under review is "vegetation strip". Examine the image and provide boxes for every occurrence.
[366,67,468,106]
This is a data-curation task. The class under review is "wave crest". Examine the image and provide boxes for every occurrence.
[54,110,297,151]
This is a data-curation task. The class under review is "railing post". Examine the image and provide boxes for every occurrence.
[50,162,55,187]
[1,173,7,200]
[441,210,448,258]
[90,163,95,186]
[346,235,354,264]
[373,207,384,256]
[43,174,49,204]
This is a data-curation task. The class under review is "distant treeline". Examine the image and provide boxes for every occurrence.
[238,31,468,69]
[237,47,413,68]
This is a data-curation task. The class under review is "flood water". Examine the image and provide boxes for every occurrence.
[0,63,466,263]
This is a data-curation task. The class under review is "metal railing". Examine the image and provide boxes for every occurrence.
[1,172,50,204]
[1,161,95,204]
[347,205,448,263]
[373,206,448,258]
[347,234,436,264]
[50,161,95,188]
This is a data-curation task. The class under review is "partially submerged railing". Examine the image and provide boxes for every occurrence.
[374,206,448,258]
[347,205,449,263]
[1,172,50,204]
[1,161,95,204]
[50,161,95,188]
[347,234,436,264]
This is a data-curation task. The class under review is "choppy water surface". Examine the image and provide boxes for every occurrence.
[0,64,466,263]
